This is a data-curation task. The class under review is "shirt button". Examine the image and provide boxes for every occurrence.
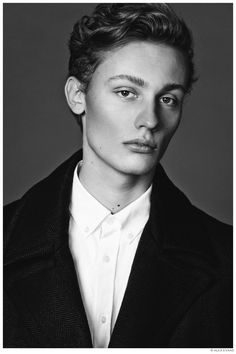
[103,255,110,263]
[101,316,106,324]
[128,232,133,239]
[84,226,90,233]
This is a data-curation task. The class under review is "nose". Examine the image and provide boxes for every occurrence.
[134,101,159,131]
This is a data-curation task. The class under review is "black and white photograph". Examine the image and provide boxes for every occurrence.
[3,3,233,348]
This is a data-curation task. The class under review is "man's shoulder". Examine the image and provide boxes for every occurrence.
[4,150,82,210]
[179,201,232,274]
[4,199,21,220]
[189,202,232,231]
[3,150,82,254]
[4,199,22,250]
[180,204,232,276]
[155,165,232,272]
[189,199,231,234]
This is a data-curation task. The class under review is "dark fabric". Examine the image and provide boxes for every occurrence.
[3,150,233,348]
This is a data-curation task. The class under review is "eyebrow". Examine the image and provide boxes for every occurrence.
[160,83,187,94]
[108,74,187,94]
[108,74,147,87]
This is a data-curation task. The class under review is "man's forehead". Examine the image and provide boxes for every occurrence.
[94,41,188,87]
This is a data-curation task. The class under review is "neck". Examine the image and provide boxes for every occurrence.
[78,156,154,214]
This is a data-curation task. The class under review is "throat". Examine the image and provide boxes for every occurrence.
[78,160,153,214]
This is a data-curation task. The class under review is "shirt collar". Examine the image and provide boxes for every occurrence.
[114,185,152,243]
[70,162,152,241]
[70,162,111,236]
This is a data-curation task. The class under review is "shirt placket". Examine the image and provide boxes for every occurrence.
[93,215,121,348]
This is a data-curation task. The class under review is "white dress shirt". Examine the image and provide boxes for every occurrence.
[69,163,152,348]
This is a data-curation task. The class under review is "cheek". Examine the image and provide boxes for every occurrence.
[85,97,108,135]
[158,111,182,150]
[160,110,181,132]
[85,101,122,150]
[85,93,130,139]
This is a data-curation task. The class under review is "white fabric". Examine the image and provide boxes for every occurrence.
[69,163,152,348]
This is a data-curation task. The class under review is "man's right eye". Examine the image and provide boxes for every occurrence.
[115,90,137,99]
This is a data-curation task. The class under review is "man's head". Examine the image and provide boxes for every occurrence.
[65,3,196,178]
[66,3,195,124]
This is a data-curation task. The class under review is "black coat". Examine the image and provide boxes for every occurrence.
[4,150,233,348]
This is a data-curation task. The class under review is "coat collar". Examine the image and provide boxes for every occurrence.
[4,150,216,347]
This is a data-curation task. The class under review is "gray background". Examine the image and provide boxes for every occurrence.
[3,3,233,225]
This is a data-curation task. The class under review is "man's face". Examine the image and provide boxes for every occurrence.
[82,41,187,177]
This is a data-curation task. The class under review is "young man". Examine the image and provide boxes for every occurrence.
[4,3,232,348]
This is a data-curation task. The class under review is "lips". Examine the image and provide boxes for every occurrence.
[124,138,157,149]
[123,138,157,153]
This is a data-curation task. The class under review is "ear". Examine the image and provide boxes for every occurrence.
[64,76,86,115]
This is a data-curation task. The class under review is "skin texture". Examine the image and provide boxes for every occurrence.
[66,41,188,212]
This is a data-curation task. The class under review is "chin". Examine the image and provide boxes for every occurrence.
[118,158,159,177]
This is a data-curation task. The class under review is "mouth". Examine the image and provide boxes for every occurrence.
[123,138,157,154]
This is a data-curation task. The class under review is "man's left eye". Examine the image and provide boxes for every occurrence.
[159,96,177,106]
